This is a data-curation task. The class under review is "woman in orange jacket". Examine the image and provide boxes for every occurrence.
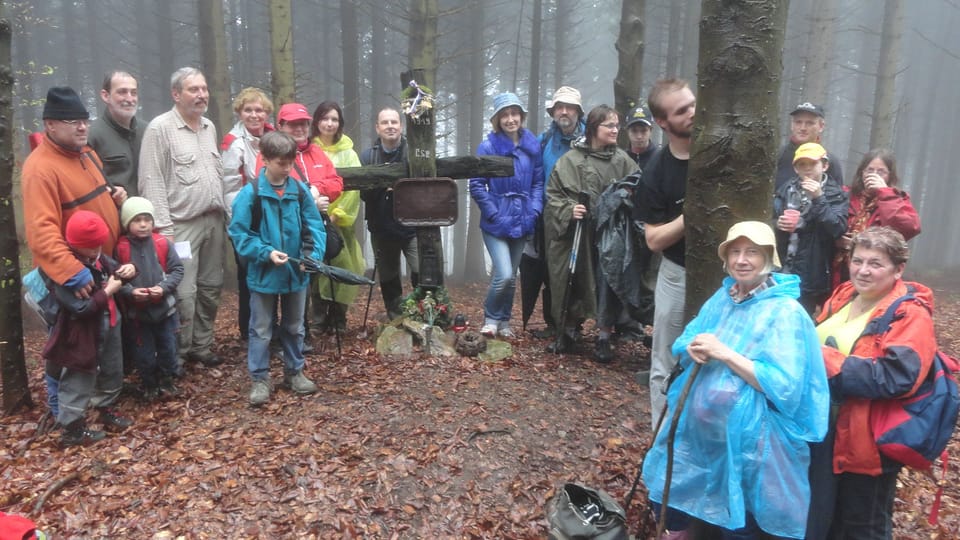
[808,226,937,539]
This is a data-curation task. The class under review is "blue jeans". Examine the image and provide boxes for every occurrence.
[248,289,306,381]
[481,231,528,323]
[124,314,180,388]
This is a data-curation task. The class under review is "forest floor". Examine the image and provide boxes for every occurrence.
[2,278,959,539]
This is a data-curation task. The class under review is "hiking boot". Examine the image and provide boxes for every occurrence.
[60,419,106,448]
[97,407,133,431]
[546,330,575,354]
[159,378,181,398]
[189,351,224,367]
[284,371,318,395]
[249,379,271,406]
[531,326,557,339]
[141,386,160,403]
[480,323,498,338]
[594,337,614,364]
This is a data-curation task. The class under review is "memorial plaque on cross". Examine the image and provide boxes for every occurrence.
[337,68,515,290]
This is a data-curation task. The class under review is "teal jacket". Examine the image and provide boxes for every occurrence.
[229,173,326,295]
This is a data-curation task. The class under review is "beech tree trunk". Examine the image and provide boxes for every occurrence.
[526,0,543,135]
[269,0,295,106]
[340,0,361,141]
[0,6,31,414]
[802,0,835,105]
[464,0,487,283]
[614,0,645,147]
[198,0,231,134]
[686,0,789,318]
[869,0,903,150]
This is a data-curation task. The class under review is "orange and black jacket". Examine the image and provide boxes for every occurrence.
[816,279,937,475]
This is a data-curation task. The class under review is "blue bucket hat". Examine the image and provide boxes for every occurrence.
[491,92,526,122]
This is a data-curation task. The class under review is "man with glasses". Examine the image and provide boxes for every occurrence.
[139,67,226,369]
[22,86,133,440]
[88,71,145,197]
[632,78,696,427]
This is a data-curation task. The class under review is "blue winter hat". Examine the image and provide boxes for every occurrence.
[491,92,526,122]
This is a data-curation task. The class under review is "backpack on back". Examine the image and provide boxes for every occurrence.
[115,233,169,273]
[865,290,960,470]
[248,179,342,261]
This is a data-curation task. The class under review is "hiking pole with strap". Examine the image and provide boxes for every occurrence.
[553,192,590,354]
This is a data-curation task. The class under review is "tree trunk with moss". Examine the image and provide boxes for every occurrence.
[685,0,788,319]
[0,8,31,414]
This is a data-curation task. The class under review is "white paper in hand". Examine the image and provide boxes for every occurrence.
[174,241,193,260]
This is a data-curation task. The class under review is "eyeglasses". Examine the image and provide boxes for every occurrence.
[60,119,90,126]
[600,122,620,130]
[864,168,889,177]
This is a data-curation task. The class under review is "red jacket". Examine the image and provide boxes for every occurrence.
[817,280,937,475]
[848,188,921,241]
[255,142,343,202]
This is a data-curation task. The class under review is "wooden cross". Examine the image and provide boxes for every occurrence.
[337,69,514,288]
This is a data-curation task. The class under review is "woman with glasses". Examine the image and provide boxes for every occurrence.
[831,149,920,288]
[543,105,635,361]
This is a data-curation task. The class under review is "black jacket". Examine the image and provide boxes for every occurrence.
[359,137,416,240]
[773,174,849,298]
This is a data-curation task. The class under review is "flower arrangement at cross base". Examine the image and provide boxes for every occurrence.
[400,286,453,329]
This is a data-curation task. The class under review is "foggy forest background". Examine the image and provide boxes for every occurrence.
[6,0,958,279]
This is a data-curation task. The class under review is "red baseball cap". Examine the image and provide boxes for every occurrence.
[277,103,311,124]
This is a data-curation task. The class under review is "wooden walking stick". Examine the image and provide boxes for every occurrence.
[656,362,702,540]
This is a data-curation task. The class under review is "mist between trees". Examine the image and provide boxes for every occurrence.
[6,0,959,276]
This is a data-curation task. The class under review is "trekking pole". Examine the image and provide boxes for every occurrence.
[553,192,590,354]
[655,363,703,540]
[328,277,342,357]
[360,262,377,339]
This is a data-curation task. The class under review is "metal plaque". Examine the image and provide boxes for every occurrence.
[393,177,458,226]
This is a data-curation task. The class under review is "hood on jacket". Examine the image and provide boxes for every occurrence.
[313,133,356,154]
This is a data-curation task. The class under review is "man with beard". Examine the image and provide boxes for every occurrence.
[632,78,696,427]
[139,67,226,369]
[360,107,419,320]
[88,71,146,197]
[774,102,843,191]
[521,87,587,337]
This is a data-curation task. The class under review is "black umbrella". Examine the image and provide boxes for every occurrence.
[289,257,375,285]
[519,253,548,331]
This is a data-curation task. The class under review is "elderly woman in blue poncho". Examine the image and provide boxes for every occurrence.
[469,92,544,338]
[642,221,829,540]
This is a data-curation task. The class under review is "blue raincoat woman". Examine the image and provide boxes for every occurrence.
[642,221,829,539]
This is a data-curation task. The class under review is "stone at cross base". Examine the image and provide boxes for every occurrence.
[336,68,515,356]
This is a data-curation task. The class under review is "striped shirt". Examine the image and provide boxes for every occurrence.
[138,107,224,234]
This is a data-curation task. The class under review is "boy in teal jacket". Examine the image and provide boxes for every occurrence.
[228,132,327,406]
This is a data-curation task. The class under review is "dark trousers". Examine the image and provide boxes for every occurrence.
[232,241,250,337]
[124,315,180,388]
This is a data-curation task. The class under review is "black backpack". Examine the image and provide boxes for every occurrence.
[248,178,343,262]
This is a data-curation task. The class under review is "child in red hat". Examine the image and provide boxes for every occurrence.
[41,210,136,447]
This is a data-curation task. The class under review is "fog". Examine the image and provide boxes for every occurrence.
[8,0,958,280]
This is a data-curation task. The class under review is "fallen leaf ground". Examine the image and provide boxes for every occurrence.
[2,280,959,539]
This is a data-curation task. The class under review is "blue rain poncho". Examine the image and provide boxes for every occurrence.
[641,273,829,538]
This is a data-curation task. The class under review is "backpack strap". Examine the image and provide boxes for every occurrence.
[152,233,169,273]
[115,233,169,273]
[862,284,920,337]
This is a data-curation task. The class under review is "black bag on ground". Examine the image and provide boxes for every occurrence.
[546,483,627,540]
